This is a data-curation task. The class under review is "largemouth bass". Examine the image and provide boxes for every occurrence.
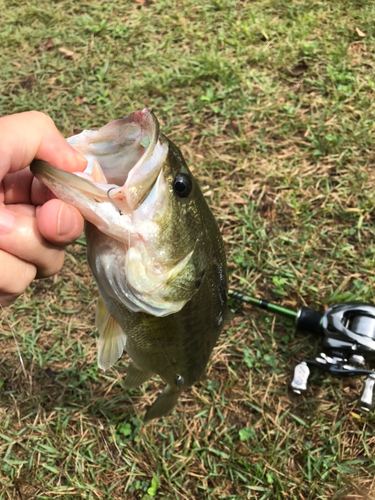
[31,109,227,421]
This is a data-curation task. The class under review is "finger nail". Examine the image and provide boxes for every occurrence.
[0,209,15,235]
[57,203,77,238]
[71,148,87,169]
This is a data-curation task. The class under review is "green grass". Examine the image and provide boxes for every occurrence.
[1,0,375,498]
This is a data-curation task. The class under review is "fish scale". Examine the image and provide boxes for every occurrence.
[31,109,227,421]
[86,219,226,391]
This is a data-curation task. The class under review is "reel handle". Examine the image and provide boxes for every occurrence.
[360,374,375,411]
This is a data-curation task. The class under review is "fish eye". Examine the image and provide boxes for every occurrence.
[173,174,192,198]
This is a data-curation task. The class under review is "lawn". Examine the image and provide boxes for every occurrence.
[1,0,375,498]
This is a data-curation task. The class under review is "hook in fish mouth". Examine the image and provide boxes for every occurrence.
[31,109,205,319]
[30,109,168,242]
[107,187,123,215]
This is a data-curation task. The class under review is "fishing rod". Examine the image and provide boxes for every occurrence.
[229,290,375,412]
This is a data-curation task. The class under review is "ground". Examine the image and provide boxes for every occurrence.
[0,0,375,498]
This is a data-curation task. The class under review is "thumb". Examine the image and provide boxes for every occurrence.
[0,111,87,178]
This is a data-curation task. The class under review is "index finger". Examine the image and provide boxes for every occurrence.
[0,111,87,178]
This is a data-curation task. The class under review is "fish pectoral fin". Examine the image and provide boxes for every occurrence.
[96,296,127,371]
[144,384,180,422]
[123,362,152,390]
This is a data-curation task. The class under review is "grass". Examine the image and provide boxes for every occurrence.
[1,0,375,498]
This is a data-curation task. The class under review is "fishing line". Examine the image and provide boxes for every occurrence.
[107,187,123,215]
[12,330,27,379]
[0,305,27,380]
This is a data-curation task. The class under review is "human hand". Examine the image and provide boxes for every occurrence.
[0,111,87,307]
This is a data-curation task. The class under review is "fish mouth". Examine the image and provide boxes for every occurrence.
[31,109,196,317]
[67,108,168,211]
[31,109,169,241]
[67,108,161,190]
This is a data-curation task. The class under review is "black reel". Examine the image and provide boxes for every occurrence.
[292,303,375,411]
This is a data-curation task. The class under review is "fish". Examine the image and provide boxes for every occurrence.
[31,109,227,421]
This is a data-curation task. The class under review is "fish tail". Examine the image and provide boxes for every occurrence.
[144,384,180,422]
[123,361,152,389]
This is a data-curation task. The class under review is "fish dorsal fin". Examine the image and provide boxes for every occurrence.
[96,296,127,371]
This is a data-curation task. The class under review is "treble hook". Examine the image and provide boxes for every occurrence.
[107,187,123,215]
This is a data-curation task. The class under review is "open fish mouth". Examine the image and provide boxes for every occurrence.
[67,108,168,211]
[31,109,169,243]
[31,109,228,421]
[30,109,197,317]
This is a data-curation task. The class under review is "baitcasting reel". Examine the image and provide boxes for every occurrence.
[292,303,375,411]
[229,291,375,411]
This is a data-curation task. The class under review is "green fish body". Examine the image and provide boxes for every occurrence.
[31,110,227,420]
